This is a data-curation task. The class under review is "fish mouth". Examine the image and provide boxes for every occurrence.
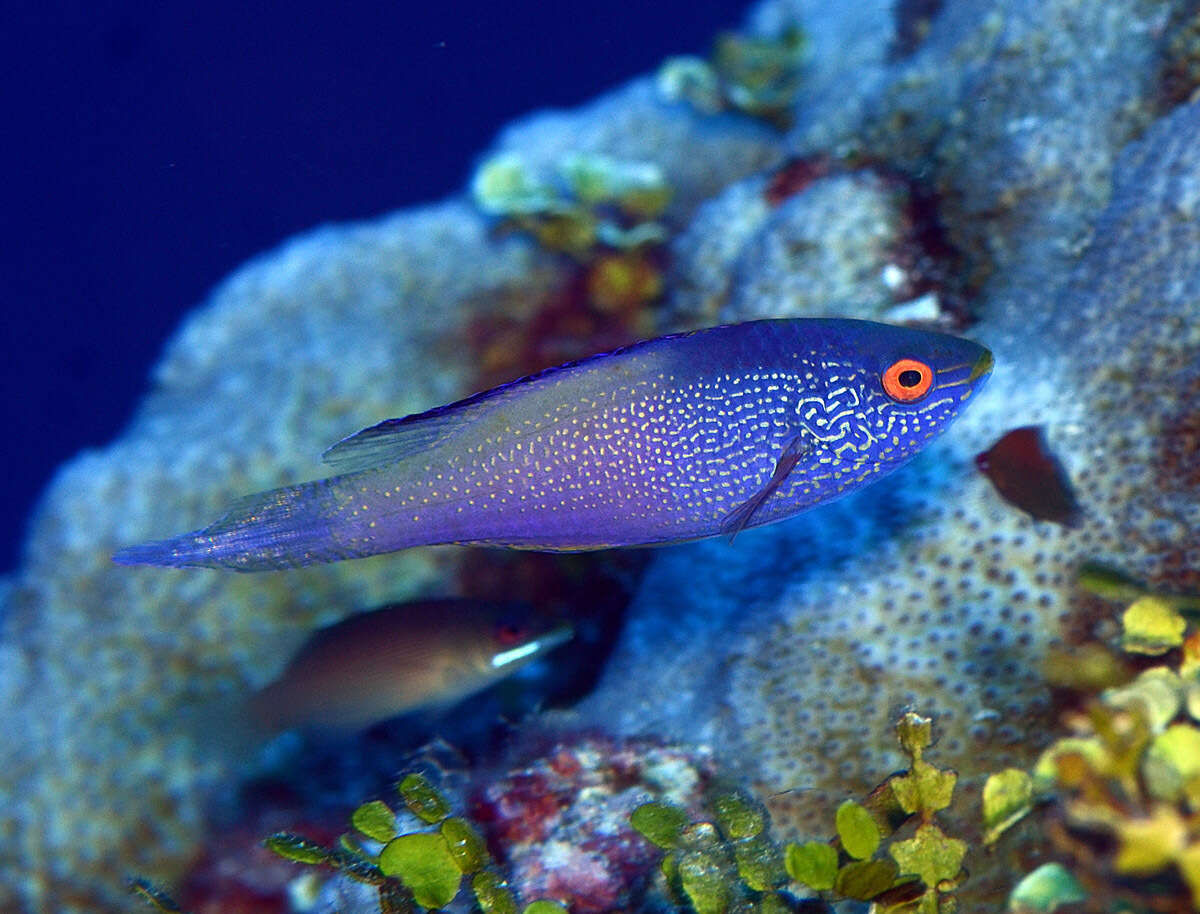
[967,348,994,384]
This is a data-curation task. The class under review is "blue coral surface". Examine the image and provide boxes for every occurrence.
[3,0,1200,911]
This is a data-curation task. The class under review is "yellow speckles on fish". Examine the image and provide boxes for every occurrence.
[113,320,992,570]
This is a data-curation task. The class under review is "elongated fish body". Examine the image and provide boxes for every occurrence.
[115,319,992,571]
[249,599,571,732]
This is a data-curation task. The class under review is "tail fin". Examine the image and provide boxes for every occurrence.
[113,480,348,572]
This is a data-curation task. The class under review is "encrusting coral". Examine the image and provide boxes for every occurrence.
[4,0,1200,910]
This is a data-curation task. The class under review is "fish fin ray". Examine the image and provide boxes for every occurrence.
[721,434,811,542]
[322,329,702,472]
[321,409,476,472]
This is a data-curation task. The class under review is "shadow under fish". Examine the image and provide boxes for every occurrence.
[248,598,572,735]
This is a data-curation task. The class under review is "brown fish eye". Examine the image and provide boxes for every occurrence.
[882,358,933,402]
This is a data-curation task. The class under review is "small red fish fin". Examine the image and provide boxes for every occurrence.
[721,435,810,542]
[975,425,1082,527]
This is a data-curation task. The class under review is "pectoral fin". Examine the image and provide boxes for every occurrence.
[721,435,811,541]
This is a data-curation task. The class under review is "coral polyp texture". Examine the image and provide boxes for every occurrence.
[0,80,775,911]
[4,0,1200,911]
[581,2,1200,908]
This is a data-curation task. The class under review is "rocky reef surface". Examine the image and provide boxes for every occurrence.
[3,0,1199,910]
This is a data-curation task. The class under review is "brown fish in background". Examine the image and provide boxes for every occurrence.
[975,425,1082,527]
[249,599,572,733]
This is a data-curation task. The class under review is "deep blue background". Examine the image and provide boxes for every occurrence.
[5,2,748,572]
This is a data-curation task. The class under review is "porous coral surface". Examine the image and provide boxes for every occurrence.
[3,0,1200,911]
[0,203,550,912]
[582,0,1200,898]
[0,90,775,912]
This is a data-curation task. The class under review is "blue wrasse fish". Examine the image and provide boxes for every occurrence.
[114,319,992,571]
[249,599,572,732]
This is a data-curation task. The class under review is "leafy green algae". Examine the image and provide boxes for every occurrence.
[379,833,461,908]
[441,815,490,874]
[630,714,968,913]
[352,799,399,843]
[981,767,1034,845]
[835,800,881,860]
[784,841,837,891]
[397,772,450,824]
[631,800,690,849]
[260,771,564,913]
[472,871,518,914]
[1007,863,1086,913]
[984,569,1200,911]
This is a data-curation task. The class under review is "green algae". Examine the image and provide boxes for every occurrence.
[1122,594,1188,655]
[981,768,1034,845]
[398,773,451,824]
[378,833,461,909]
[832,858,899,902]
[631,800,690,849]
[352,799,399,843]
[264,832,339,867]
[889,824,967,892]
[129,878,185,913]
[657,26,808,127]
[630,714,968,913]
[677,847,735,914]
[784,841,837,891]
[712,790,766,840]
[986,574,1200,911]
[1007,863,1086,912]
[782,714,966,912]
[521,902,568,914]
[471,150,671,261]
[472,870,519,914]
[835,800,880,860]
[731,833,786,892]
[261,771,564,913]
[441,816,490,874]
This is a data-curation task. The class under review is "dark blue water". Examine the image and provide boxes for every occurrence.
[5,1,746,572]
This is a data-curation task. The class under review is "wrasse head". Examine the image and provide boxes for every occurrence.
[768,320,993,508]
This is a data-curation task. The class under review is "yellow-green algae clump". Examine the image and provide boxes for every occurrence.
[632,712,969,913]
[983,570,1200,911]
[264,772,567,914]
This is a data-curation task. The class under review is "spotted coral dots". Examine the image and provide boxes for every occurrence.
[882,358,933,402]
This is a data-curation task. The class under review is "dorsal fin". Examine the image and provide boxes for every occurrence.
[321,406,480,472]
[321,330,694,473]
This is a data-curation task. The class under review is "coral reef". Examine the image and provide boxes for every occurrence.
[579,0,1200,908]
[4,0,1200,910]
[469,736,714,913]
[633,713,970,913]
[982,577,1200,911]
[0,71,776,910]
[667,161,967,328]
[280,737,715,914]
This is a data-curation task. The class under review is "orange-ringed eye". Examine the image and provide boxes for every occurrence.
[882,358,933,402]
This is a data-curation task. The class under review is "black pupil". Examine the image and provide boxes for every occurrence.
[898,369,923,388]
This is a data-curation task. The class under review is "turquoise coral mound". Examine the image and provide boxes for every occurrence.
[4,0,1200,911]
